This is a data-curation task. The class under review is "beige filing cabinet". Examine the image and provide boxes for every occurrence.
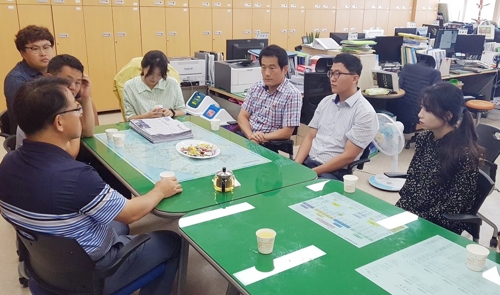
[189,8,213,54]
[0,4,20,111]
[233,8,253,39]
[305,10,322,36]
[320,10,336,38]
[17,5,55,36]
[52,5,88,70]
[140,7,167,54]
[166,7,191,57]
[270,9,288,48]
[287,9,305,51]
[83,6,118,111]
[252,8,271,37]
[212,8,233,56]
[301,46,377,91]
[112,6,142,71]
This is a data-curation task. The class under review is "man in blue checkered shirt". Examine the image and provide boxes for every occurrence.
[237,45,302,148]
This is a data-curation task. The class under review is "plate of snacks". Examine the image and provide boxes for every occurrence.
[176,140,220,159]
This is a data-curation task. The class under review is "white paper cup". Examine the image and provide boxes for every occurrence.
[256,228,276,255]
[343,175,359,193]
[153,104,163,110]
[105,128,118,142]
[160,171,175,179]
[112,133,126,148]
[466,244,490,271]
[210,119,221,131]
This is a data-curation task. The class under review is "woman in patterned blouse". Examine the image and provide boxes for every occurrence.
[396,82,482,234]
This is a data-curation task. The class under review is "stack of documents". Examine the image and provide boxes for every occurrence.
[130,117,193,143]
[340,40,376,54]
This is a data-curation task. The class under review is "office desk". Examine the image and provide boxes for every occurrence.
[208,86,246,102]
[363,89,405,110]
[443,69,497,100]
[82,116,317,217]
[180,179,500,294]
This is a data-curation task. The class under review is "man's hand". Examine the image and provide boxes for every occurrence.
[154,176,183,198]
[79,74,92,101]
[250,131,267,143]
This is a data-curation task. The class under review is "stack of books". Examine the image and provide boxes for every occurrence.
[130,117,193,143]
[340,40,376,54]
[398,33,429,66]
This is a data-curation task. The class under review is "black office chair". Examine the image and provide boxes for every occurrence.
[443,169,495,244]
[346,145,372,175]
[14,225,168,295]
[3,134,16,153]
[264,127,298,159]
[0,110,12,138]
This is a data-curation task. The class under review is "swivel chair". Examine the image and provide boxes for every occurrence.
[3,134,16,153]
[0,110,12,138]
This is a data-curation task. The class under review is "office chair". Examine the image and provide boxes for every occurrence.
[443,169,495,244]
[0,110,12,138]
[346,145,372,175]
[14,225,168,295]
[3,134,16,153]
[264,127,298,159]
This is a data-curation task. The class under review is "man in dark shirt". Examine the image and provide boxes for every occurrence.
[0,77,183,295]
[4,25,55,134]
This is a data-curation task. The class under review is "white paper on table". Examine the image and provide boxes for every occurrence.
[483,266,500,286]
[376,211,418,230]
[233,245,326,286]
[306,180,329,192]
[179,202,254,228]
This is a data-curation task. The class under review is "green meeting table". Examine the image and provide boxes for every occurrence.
[81,115,317,293]
[179,179,500,295]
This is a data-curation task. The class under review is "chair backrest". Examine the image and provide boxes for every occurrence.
[3,134,16,153]
[15,226,101,295]
[476,123,500,163]
[0,109,12,137]
[469,169,495,215]
[357,145,371,170]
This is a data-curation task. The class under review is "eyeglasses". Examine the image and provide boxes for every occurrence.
[327,70,357,79]
[52,106,83,122]
[24,44,53,55]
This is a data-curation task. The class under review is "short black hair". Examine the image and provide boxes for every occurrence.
[332,53,362,76]
[259,45,288,69]
[47,54,84,75]
[141,50,169,79]
[13,77,71,135]
[15,25,54,52]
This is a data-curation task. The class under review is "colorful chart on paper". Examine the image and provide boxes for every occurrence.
[289,192,406,248]
[94,122,271,183]
[357,235,500,295]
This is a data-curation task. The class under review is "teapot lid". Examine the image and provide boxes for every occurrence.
[217,167,233,178]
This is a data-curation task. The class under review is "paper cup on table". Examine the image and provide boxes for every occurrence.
[160,171,176,179]
[105,128,118,142]
[112,133,126,148]
[466,244,490,271]
[343,175,358,193]
[256,228,276,255]
[210,119,221,131]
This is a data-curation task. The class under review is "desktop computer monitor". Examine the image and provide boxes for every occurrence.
[374,36,403,63]
[394,27,417,36]
[454,34,485,56]
[225,39,269,60]
[329,32,366,44]
[302,72,332,125]
[434,29,459,57]
[423,24,440,38]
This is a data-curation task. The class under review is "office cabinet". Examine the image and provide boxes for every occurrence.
[270,9,288,48]
[0,0,16,3]
[350,0,363,9]
[233,8,253,38]
[305,10,321,35]
[112,6,142,71]
[140,7,166,54]
[212,0,231,7]
[83,6,118,111]
[166,7,191,57]
[51,0,82,5]
[363,9,377,30]
[165,0,188,6]
[288,0,303,9]
[389,0,400,9]
[375,9,389,33]
[189,0,210,7]
[336,0,350,9]
[212,9,232,55]
[0,4,20,111]
[305,0,321,9]
[111,0,139,6]
[253,9,271,36]
[322,0,336,9]
[349,8,364,32]
[400,0,411,10]
[287,9,305,50]
[364,0,377,9]
[335,9,350,32]
[320,9,335,37]
[271,0,287,9]
[377,0,389,9]
[233,0,251,8]
[17,0,49,4]
[139,0,164,6]
[414,10,436,26]
[190,8,212,54]
[83,0,111,5]
[52,6,88,69]
[17,5,55,35]
[253,0,270,8]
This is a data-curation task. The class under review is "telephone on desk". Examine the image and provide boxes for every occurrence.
[456,60,493,70]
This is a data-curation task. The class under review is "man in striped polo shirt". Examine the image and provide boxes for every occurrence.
[0,77,182,294]
[295,54,378,180]
[238,45,302,151]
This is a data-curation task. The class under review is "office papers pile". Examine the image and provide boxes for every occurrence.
[130,117,193,143]
[340,40,376,54]
[400,33,429,66]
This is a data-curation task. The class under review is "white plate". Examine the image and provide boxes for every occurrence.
[176,140,220,159]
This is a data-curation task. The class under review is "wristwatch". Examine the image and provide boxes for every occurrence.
[169,108,176,119]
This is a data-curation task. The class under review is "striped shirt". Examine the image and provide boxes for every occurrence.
[309,90,378,164]
[123,75,186,120]
[0,141,126,261]
[241,79,302,133]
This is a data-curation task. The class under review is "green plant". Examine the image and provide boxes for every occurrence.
[306,31,321,43]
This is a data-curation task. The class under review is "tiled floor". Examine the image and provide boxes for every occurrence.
[1,111,500,295]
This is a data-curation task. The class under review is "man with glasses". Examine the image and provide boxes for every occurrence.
[237,45,302,150]
[0,77,182,295]
[4,25,55,134]
[295,54,378,180]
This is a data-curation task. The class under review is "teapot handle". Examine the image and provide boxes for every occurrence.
[221,178,226,193]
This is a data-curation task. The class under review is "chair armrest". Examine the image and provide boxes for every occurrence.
[346,158,370,174]
[266,139,294,145]
[96,234,151,278]
[483,160,497,181]
[442,214,483,225]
